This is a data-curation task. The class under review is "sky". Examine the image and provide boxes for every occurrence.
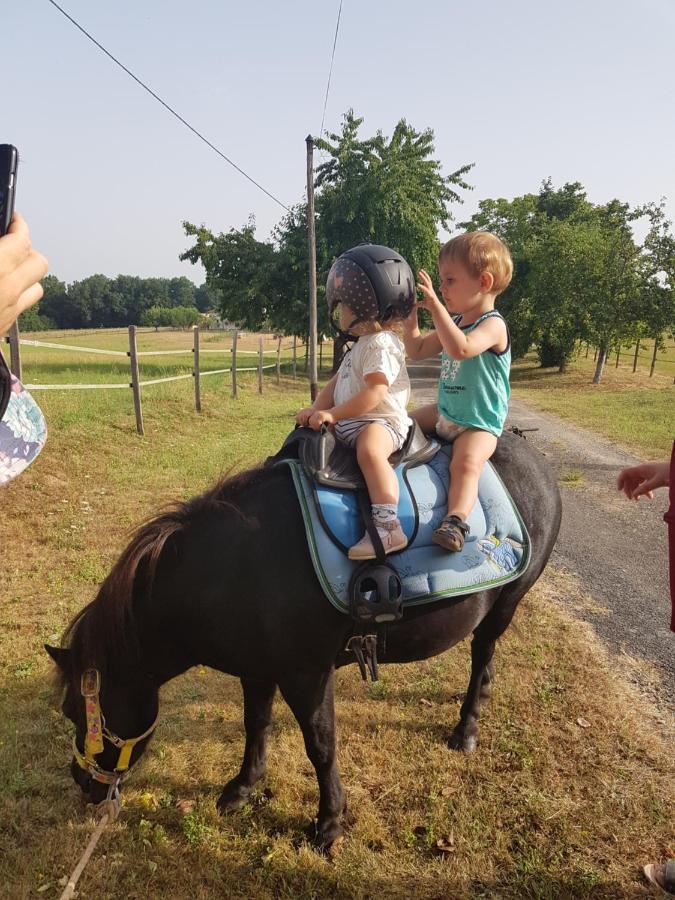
[7,0,675,286]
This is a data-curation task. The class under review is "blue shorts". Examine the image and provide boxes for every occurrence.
[334,418,407,451]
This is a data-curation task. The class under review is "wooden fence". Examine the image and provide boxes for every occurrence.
[4,323,312,436]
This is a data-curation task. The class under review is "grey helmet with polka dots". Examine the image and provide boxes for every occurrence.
[326,244,415,331]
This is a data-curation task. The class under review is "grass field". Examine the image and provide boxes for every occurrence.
[511,347,674,458]
[1,331,673,898]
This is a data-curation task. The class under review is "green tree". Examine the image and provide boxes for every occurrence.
[180,218,275,330]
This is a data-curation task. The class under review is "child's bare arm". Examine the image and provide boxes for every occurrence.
[617,461,670,500]
[308,372,388,430]
[417,270,507,359]
[295,373,338,426]
[401,305,443,360]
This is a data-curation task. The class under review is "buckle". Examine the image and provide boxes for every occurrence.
[81,668,101,697]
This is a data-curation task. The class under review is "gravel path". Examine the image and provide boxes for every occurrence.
[409,360,674,708]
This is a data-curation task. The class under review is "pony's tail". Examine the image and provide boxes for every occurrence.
[63,504,188,671]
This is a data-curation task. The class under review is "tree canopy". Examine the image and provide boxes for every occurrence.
[181,110,473,351]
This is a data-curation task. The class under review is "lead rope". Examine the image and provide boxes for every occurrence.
[59,783,121,900]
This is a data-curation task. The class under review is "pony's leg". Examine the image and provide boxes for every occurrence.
[217,678,276,813]
[448,629,496,753]
[278,667,346,851]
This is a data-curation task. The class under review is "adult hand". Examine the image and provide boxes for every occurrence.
[308,409,334,431]
[416,269,442,312]
[617,461,670,500]
[0,213,48,336]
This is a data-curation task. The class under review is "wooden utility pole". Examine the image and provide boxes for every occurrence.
[306,135,318,401]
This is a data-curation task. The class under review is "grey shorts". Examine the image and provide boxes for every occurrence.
[334,418,408,451]
[435,415,469,443]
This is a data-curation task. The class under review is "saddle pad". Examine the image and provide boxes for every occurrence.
[282,444,531,614]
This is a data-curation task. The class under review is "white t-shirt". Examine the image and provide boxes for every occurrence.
[333,331,412,438]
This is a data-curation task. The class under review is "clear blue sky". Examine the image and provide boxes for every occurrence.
[7,0,675,285]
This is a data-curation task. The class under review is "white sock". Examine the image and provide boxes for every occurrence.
[371,503,399,537]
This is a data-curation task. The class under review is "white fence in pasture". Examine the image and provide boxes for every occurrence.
[5,324,312,436]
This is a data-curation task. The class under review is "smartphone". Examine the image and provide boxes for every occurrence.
[0,144,19,237]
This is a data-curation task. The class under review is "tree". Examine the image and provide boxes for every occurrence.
[316,110,472,278]
[638,202,675,375]
[180,218,275,330]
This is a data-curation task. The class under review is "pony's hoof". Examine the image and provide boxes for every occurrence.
[448,726,478,753]
[307,819,345,856]
[216,781,251,814]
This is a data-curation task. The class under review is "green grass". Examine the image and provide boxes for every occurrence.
[0,329,673,898]
[512,352,674,458]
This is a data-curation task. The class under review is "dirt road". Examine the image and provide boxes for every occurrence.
[409,361,674,707]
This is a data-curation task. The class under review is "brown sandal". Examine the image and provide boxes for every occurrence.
[432,515,470,553]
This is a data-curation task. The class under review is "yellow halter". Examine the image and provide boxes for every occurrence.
[73,668,159,785]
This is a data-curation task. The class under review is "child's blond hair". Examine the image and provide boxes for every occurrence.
[439,231,513,295]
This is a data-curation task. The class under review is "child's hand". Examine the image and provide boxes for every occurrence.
[308,409,335,430]
[416,269,442,311]
[617,461,670,500]
[295,407,315,427]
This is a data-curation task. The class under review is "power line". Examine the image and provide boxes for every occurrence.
[45,0,290,212]
[319,0,343,142]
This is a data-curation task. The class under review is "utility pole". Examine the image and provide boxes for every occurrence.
[306,134,318,401]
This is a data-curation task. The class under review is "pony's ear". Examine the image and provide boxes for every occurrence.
[44,644,70,669]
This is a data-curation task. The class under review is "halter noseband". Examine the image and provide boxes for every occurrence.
[73,668,159,786]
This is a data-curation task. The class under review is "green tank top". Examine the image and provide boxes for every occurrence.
[437,311,511,437]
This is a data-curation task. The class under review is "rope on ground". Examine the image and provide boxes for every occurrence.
[59,797,120,900]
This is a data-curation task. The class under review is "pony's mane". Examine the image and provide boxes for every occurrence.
[59,465,268,683]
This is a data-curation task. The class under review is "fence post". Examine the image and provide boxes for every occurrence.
[8,322,21,379]
[231,328,238,398]
[632,340,640,373]
[276,335,282,385]
[649,338,657,377]
[258,336,264,394]
[193,325,201,412]
[292,335,297,380]
[128,325,144,436]
[615,348,620,368]
[585,343,589,359]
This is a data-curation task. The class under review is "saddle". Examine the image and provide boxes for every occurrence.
[270,421,437,491]
[267,425,531,680]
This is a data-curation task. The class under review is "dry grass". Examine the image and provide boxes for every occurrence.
[1,569,673,898]
[1,340,673,898]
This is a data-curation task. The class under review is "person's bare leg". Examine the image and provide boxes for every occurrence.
[447,430,498,520]
[410,403,438,435]
[355,423,397,505]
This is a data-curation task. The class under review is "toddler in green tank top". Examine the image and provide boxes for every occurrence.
[402,232,513,553]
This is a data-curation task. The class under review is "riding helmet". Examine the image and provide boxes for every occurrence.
[326,244,415,328]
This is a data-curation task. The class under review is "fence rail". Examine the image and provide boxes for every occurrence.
[5,326,311,436]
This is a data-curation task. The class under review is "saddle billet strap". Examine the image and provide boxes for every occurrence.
[356,487,386,564]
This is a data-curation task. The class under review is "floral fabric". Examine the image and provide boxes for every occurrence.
[0,374,47,485]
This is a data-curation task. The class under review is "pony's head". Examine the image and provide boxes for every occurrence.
[46,641,159,805]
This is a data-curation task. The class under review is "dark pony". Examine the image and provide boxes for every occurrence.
[48,432,561,850]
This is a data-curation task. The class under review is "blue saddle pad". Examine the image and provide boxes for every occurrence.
[282,442,531,614]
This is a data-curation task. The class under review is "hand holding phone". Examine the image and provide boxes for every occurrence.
[0,144,18,237]
[0,145,49,335]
